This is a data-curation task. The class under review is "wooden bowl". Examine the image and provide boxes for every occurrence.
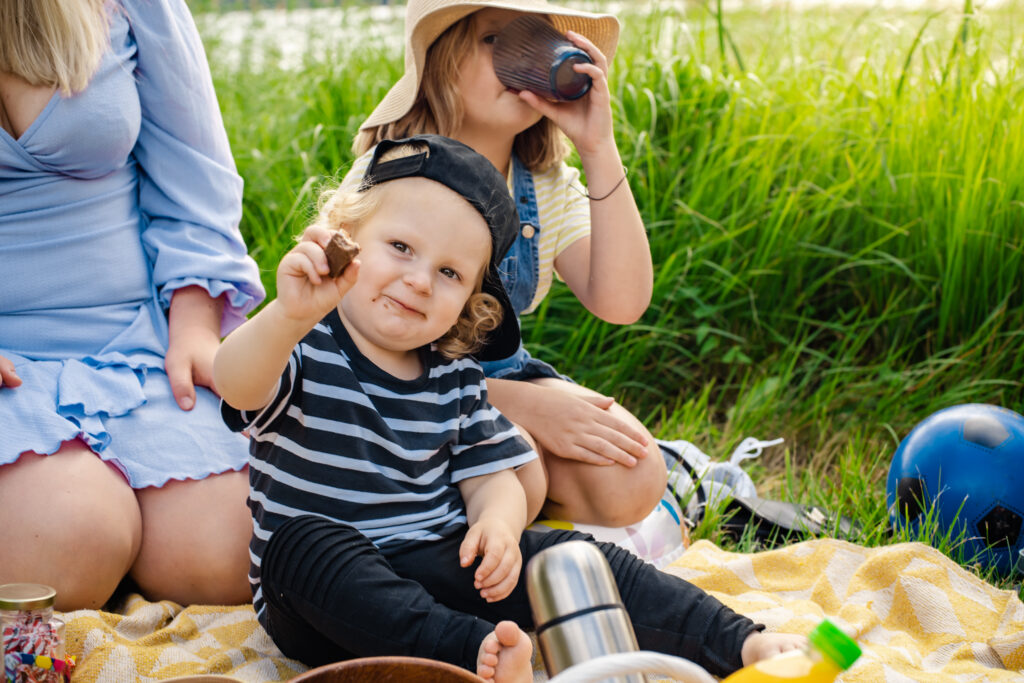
[288,656,485,682]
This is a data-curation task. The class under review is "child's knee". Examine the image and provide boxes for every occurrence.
[546,453,666,528]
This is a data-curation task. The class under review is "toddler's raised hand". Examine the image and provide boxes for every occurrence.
[0,354,22,389]
[460,518,522,603]
[276,227,359,323]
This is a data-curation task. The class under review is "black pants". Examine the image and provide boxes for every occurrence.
[259,515,758,677]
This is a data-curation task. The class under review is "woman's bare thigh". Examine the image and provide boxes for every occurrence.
[0,441,142,609]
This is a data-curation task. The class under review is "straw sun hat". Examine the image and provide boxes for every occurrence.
[359,0,621,131]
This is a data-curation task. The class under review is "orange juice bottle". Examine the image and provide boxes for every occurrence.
[722,619,861,683]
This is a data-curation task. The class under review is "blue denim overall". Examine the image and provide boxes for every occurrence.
[479,155,566,381]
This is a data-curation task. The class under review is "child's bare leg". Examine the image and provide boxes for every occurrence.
[477,620,533,683]
[0,442,142,610]
[530,378,667,527]
[132,469,252,605]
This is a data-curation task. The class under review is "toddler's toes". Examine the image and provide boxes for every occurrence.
[476,621,532,683]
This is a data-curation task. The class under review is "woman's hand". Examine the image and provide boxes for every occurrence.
[496,380,649,467]
[0,354,22,389]
[516,30,614,158]
[276,227,360,324]
[166,286,224,410]
[460,517,523,603]
[165,324,221,408]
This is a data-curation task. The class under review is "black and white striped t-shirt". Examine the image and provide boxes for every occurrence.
[222,309,537,618]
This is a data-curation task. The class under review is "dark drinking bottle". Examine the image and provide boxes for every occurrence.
[493,14,593,101]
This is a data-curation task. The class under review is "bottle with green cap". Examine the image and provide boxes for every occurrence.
[721,619,862,683]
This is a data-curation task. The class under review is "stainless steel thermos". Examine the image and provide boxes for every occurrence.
[526,541,644,683]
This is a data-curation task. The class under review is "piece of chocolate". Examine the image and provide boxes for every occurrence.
[324,229,360,278]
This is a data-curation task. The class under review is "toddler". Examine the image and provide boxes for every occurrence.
[215,135,803,682]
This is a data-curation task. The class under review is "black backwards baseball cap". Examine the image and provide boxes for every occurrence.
[360,134,520,361]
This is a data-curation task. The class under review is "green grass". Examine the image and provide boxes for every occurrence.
[193,1,1024,594]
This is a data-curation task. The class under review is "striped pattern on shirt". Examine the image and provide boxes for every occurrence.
[342,152,591,314]
[222,310,537,618]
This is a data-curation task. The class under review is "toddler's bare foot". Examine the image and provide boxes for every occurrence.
[477,620,532,683]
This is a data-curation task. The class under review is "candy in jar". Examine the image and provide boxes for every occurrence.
[0,584,75,683]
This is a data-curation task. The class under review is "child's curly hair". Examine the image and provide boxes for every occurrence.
[310,145,505,360]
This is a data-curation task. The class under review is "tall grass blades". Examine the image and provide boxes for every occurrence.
[194,1,1024,587]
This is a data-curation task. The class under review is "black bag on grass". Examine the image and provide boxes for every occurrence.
[660,439,861,548]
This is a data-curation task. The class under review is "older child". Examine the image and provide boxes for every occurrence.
[346,0,667,530]
[215,135,803,681]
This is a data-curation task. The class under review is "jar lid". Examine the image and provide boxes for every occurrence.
[0,583,57,610]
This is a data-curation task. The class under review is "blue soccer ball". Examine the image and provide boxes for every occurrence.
[886,403,1024,576]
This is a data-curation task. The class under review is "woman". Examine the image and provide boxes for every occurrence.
[0,0,264,610]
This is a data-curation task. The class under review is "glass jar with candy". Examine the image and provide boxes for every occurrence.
[0,584,74,683]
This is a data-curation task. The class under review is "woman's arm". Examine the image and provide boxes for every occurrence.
[125,0,265,336]
[555,140,653,324]
[519,32,653,324]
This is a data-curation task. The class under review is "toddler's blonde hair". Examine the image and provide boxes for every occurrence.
[353,11,571,173]
[310,144,504,360]
[0,0,110,95]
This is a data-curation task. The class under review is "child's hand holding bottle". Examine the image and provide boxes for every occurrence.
[727,620,862,683]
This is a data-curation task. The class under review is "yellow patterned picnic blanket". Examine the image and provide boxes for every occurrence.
[59,539,1024,681]
[60,594,306,682]
[668,539,1024,681]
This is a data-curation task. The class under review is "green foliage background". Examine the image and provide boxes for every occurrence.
[191,0,1024,586]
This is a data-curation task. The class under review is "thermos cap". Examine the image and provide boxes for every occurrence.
[0,583,57,611]
[526,541,625,626]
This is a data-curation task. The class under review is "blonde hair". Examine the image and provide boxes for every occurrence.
[310,143,505,360]
[354,11,571,173]
[0,0,111,95]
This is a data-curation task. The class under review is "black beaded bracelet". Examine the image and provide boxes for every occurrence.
[572,167,629,201]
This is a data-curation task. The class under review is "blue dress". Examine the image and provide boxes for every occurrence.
[0,0,265,487]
